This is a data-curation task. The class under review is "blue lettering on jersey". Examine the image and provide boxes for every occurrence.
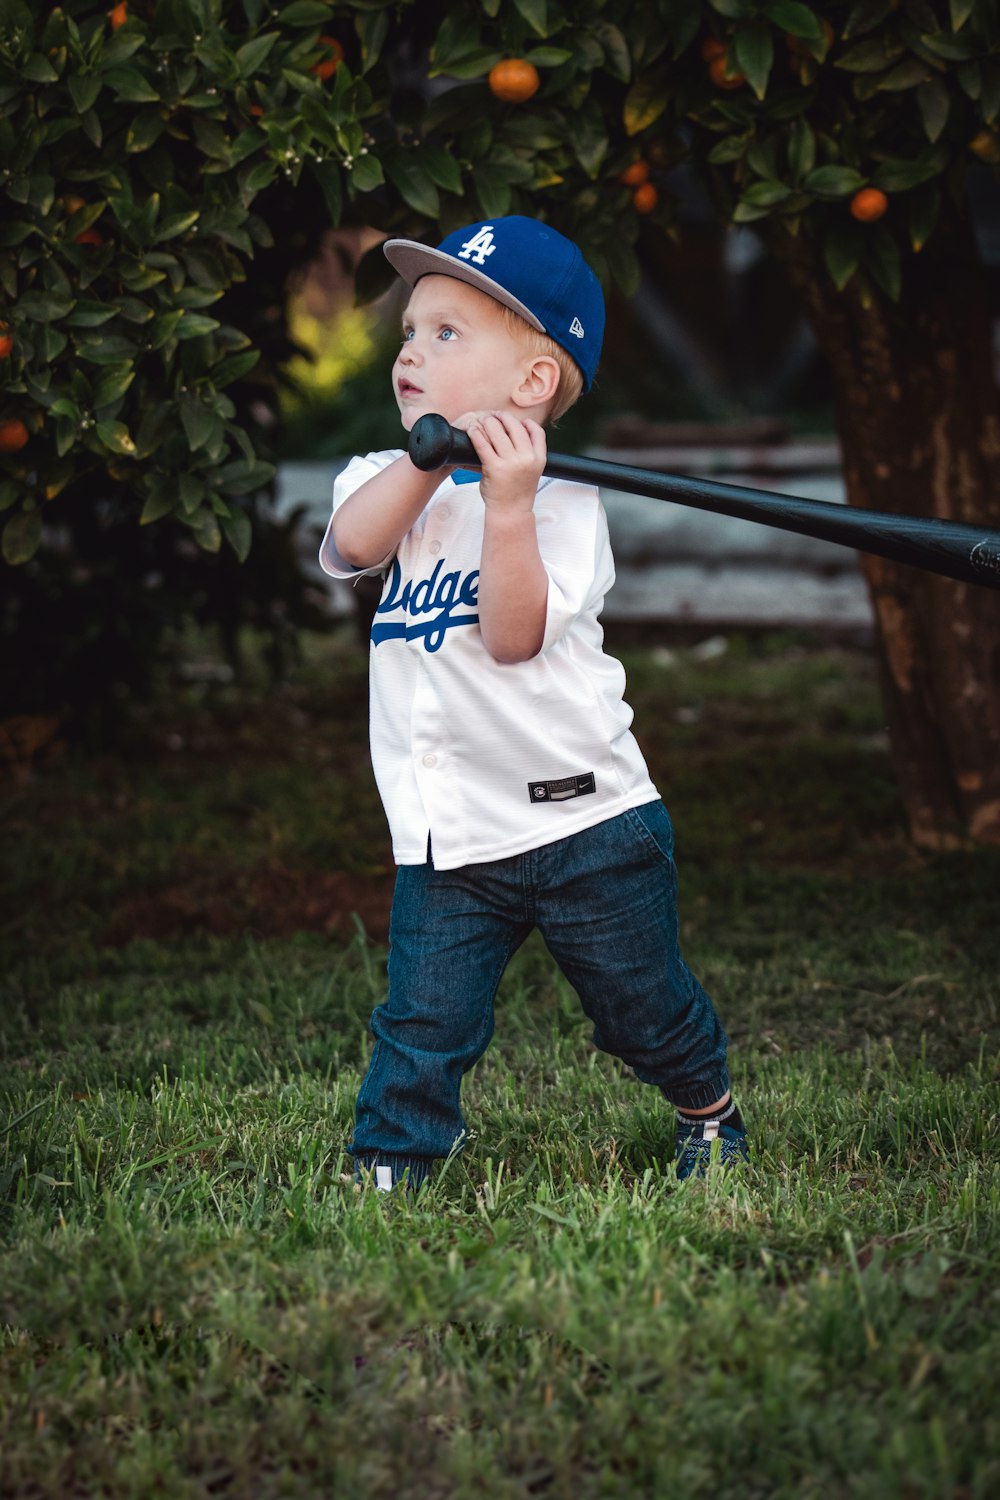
[371,557,480,652]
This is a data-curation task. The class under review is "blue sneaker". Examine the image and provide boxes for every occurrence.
[674,1119,750,1180]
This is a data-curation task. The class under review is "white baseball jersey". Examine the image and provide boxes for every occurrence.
[319,449,658,870]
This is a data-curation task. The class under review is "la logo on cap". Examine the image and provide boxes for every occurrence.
[458,226,497,266]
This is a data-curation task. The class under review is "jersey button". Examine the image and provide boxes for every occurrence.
[428,540,442,555]
[437,504,451,520]
[422,753,437,768]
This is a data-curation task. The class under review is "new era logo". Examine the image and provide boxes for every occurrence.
[569,317,585,338]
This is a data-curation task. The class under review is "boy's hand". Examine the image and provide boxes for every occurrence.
[453,411,546,515]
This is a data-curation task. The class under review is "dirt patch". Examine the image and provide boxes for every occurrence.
[105,860,394,946]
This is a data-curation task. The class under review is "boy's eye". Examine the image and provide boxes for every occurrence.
[439,326,456,341]
[401,328,414,342]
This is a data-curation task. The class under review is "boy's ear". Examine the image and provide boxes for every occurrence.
[512,355,561,410]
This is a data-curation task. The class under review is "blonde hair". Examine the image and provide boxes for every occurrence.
[497,304,584,423]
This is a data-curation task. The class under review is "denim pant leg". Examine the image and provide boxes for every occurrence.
[533,801,730,1111]
[352,856,532,1166]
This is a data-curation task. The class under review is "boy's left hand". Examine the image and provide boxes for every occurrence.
[453,411,546,515]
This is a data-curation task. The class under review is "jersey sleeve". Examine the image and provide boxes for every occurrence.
[534,481,615,655]
[318,448,405,579]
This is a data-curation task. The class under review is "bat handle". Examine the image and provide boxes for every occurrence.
[408,413,479,471]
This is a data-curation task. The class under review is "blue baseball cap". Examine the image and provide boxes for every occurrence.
[383,216,605,390]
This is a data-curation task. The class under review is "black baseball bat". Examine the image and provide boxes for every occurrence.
[408,413,1000,591]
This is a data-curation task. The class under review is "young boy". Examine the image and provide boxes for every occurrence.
[319,216,748,1191]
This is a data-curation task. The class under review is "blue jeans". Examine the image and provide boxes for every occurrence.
[352,800,730,1175]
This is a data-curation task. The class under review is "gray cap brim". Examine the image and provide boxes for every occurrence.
[382,238,545,333]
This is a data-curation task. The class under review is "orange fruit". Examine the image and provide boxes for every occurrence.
[0,418,29,454]
[488,59,541,104]
[700,38,726,62]
[249,104,264,117]
[620,159,650,187]
[709,55,745,90]
[62,194,87,215]
[850,187,888,222]
[75,227,104,245]
[632,182,658,214]
[970,129,1000,162]
[109,2,127,29]
[0,326,11,360]
[311,36,344,81]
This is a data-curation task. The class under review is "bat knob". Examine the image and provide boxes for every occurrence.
[408,413,478,471]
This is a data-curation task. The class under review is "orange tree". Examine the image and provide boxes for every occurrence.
[360,0,1000,851]
[2,0,999,845]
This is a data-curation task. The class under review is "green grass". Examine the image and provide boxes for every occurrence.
[2,631,999,1497]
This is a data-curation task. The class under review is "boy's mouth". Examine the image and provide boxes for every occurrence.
[397,378,423,397]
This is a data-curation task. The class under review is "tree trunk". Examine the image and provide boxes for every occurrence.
[775,215,1000,848]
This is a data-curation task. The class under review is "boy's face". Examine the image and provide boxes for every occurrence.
[392,274,535,432]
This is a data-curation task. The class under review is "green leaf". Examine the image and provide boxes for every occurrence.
[191,508,222,553]
[236,32,279,76]
[624,74,668,137]
[788,117,816,180]
[93,365,136,408]
[835,39,900,72]
[919,32,978,62]
[870,149,946,192]
[917,79,950,142]
[804,165,867,198]
[65,300,118,328]
[278,2,334,23]
[2,509,42,566]
[105,68,160,104]
[420,143,463,196]
[707,134,750,165]
[731,200,771,223]
[175,314,221,339]
[95,420,137,456]
[524,47,574,68]
[21,54,59,84]
[16,292,75,322]
[513,0,549,39]
[824,223,863,290]
[709,0,749,17]
[140,486,176,525]
[355,9,389,73]
[211,350,261,387]
[734,20,773,102]
[594,22,631,84]
[222,510,252,562]
[67,72,102,114]
[842,2,894,40]
[574,108,609,179]
[350,154,385,193]
[310,160,342,224]
[472,163,512,217]
[764,2,823,41]
[866,225,901,301]
[950,0,975,26]
[180,394,216,451]
[876,59,933,91]
[741,180,791,207]
[219,459,275,494]
[908,182,940,252]
[154,212,200,243]
[0,221,36,247]
[126,113,167,154]
[384,154,440,218]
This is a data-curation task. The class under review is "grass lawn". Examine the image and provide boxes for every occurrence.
[2,629,999,1498]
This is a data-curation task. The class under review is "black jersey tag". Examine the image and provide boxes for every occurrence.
[527,772,596,804]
